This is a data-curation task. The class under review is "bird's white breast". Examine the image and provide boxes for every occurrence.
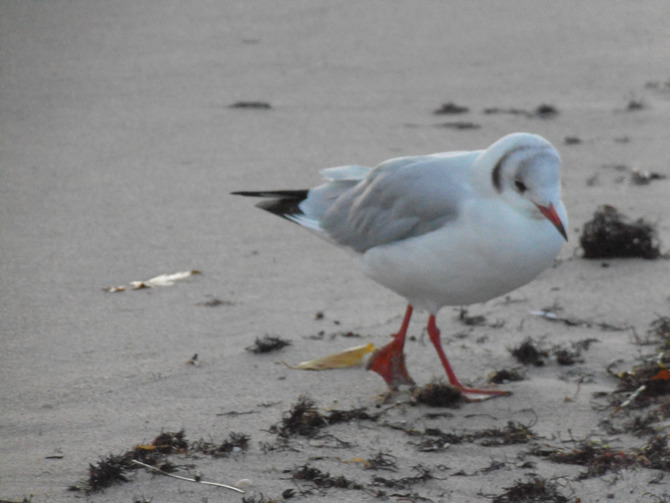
[358,197,565,313]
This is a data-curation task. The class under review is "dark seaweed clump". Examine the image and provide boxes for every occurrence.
[289,463,363,490]
[488,368,525,384]
[510,338,548,366]
[412,381,465,408]
[270,395,328,439]
[433,102,469,114]
[580,205,661,259]
[416,421,534,452]
[269,395,378,441]
[491,476,569,503]
[70,429,248,494]
[246,335,291,353]
[230,101,272,109]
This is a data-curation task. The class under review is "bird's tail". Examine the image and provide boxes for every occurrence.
[231,190,309,223]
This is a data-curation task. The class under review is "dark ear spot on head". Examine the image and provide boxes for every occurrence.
[491,157,504,192]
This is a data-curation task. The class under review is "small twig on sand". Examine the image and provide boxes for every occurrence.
[131,460,245,493]
[531,310,628,331]
[613,384,647,415]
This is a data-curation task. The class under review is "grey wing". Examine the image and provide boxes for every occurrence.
[320,154,474,252]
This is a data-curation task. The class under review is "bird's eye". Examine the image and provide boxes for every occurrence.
[514,180,527,193]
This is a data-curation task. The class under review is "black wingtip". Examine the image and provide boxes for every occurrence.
[231,190,308,199]
[232,190,309,221]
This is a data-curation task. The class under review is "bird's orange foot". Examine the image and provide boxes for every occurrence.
[367,339,415,391]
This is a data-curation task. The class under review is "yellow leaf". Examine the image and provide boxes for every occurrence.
[283,343,375,370]
[343,456,371,468]
[134,444,157,451]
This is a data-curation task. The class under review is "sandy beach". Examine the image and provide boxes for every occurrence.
[2,2,670,501]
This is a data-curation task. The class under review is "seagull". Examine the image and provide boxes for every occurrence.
[233,132,568,396]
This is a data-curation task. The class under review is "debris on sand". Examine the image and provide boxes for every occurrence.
[246,335,291,354]
[631,168,667,185]
[649,316,670,349]
[289,464,363,490]
[411,381,465,408]
[270,395,327,439]
[457,308,487,326]
[490,476,570,503]
[370,464,434,490]
[468,421,536,447]
[510,338,549,366]
[483,104,558,119]
[611,355,670,411]
[435,121,481,130]
[625,98,645,111]
[191,432,250,457]
[269,396,378,443]
[70,429,247,494]
[365,452,399,471]
[534,439,640,480]
[198,296,234,307]
[230,101,272,109]
[579,205,661,259]
[415,421,534,452]
[532,308,628,331]
[104,270,201,292]
[457,307,504,328]
[282,342,374,370]
[488,368,525,384]
[534,104,559,118]
[433,102,469,115]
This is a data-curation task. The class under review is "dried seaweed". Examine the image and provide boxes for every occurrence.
[649,316,670,349]
[483,104,558,119]
[289,464,363,490]
[458,308,487,326]
[433,102,469,114]
[510,338,548,366]
[151,430,188,454]
[415,427,464,452]
[436,121,480,130]
[640,434,670,471]
[535,440,639,480]
[415,421,534,452]
[270,396,378,443]
[475,421,535,447]
[490,476,569,503]
[631,169,666,185]
[366,452,399,471]
[71,429,248,494]
[246,335,291,354]
[192,432,250,457]
[242,494,280,503]
[580,205,661,259]
[371,465,434,489]
[325,407,379,425]
[84,454,132,493]
[230,101,272,109]
[488,368,525,384]
[412,381,465,408]
[270,395,327,439]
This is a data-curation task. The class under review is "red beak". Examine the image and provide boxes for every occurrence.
[537,203,568,241]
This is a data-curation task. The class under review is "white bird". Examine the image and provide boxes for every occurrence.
[233,132,568,396]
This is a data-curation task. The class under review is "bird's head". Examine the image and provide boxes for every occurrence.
[487,133,568,241]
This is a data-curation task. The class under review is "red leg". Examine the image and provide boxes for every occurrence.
[367,305,416,390]
[426,314,509,397]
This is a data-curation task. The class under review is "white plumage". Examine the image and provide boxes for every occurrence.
[234,132,568,395]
